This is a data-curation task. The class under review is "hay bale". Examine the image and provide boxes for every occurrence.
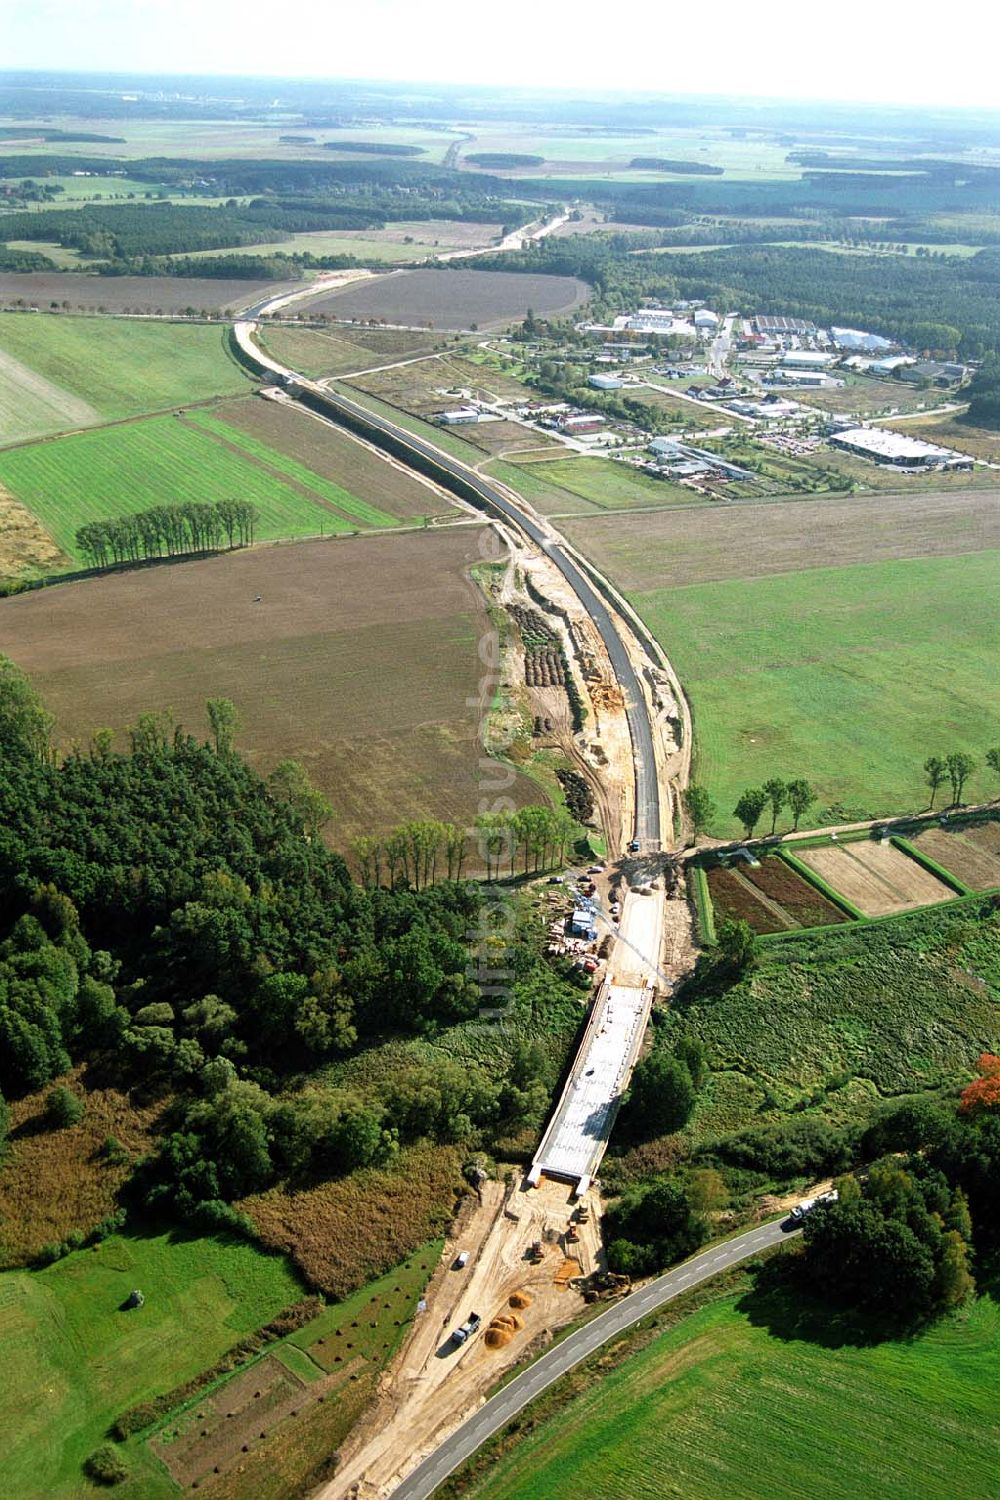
[509,1290,533,1309]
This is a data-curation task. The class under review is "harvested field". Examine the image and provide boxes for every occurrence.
[0,481,69,577]
[561,488,1000,591]
[705,865,789,935]
[742,855,850,928]
[0,531,543,844]
[151,1353,359,1489]
[241,1142,462,1298]
[297,268,589,329]
[914,825,1000,891]
[798,840,954,916]
[214,396,448,520]
[961,820,1000,856]
[259,323,442,379]
[0,272,295,314]
[0,340,99,446]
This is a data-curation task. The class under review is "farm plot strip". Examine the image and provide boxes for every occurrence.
[0,415,347,566]
[914,826,1000,892]
[184,410,399,528]
[798,841,954,918]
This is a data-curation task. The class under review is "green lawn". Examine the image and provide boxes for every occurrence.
[464,1291,1000,1500]
[0,413,355,565]
[0,1230,302,1500]
[633,550,1000,834]
[0,313,251,437]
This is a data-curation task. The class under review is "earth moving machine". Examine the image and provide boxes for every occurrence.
[528,1240,545,1262]
[453,1312,482,1345]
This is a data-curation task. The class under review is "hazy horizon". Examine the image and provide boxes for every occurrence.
[2,0,999,114]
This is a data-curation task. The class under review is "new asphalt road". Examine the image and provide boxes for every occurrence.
[391,1218,798,1499]
[295,380,662,848]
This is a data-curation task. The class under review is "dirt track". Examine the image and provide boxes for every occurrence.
[325,1177,601,1500]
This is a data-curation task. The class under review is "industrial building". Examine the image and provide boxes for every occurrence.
[830,327,894,353]
[781,350,838,370]
[830,427,973,470]
[694,308,720,329]
[437,407,482,425]
[649,438,754,480]
[897,360,967,386]
[589,373,625,390]
[753,315,816,336]
[560,413,606,434]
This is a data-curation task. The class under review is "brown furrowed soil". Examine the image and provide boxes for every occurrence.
[213,396,449,520]
[259,324,443,379]
[705,865,789,934]
[798,840,954,916]
[0,481,69,577]
[743,855,849,927]
[297,268,589,329]
[561,488,1000,591]
[0,531,543,845]
[915,824,1000,891]
[0,273,295,314]
[240,1142,463,1298]
[0,1064,163,1267]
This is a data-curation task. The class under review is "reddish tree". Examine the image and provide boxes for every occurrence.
[959,1053,1000,1115]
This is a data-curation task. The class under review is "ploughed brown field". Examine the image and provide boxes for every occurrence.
[0,272,296,314]
[297,268,590,329]
[914,823,1000,891]
[705,856,848,934]
[798,840,954,917]
[0,530,542,845]
[561,487,1000,590]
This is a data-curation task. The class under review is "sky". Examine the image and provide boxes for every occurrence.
[2,0,999,113]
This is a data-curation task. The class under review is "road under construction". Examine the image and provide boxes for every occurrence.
[229,299,688,1497]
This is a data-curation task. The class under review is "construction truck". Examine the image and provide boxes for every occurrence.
[528,1240,545,1263]
[452,1311,482,1345]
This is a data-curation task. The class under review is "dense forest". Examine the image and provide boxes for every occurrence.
[0,657,566,1241]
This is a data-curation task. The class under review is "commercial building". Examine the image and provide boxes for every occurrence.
[694,308,720,329]
[829,426,973,469]
[589,373,625,390]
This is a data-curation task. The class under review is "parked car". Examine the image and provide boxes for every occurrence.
[453,1251,470,1270]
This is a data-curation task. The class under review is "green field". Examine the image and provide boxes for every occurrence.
[184,410,398,527]
[634,551,1000,833]
[463,1291,1000,1500]
[0,313,251,442]
[507,455,696,511]
[0,413,369,565]
[0,1230,302,1500]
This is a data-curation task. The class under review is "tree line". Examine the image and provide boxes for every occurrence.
[75,499,259,568]
[351,804,579,890]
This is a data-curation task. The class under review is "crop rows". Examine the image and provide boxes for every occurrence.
[0,415,352,565]
[185,410,399,529]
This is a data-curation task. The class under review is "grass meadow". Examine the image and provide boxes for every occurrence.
[633,550,1000,834]
[461,1290,1000,1500]
[0,1230,302,1499]
[0,313,251,438]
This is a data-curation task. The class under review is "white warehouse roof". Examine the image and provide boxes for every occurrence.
[832,427,961,462]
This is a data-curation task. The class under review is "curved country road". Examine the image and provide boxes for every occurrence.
[390,1218,797,1500]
